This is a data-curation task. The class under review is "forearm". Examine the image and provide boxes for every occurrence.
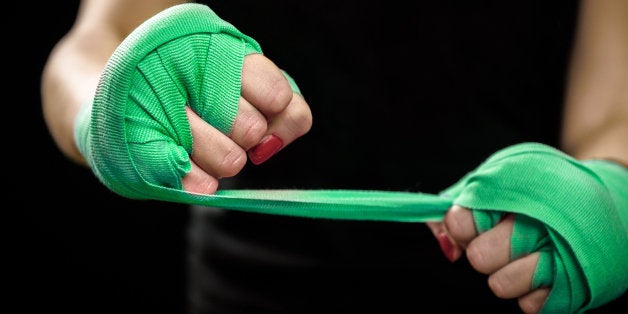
[561,0,628,166]
[41,27,118,165]
[41,0,189,165]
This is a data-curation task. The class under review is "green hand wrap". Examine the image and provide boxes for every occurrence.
[440,143,628,313]
[74,3,627,313]
[75,3,262,197]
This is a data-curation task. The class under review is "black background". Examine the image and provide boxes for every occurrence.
[12,2,189,313]
[9,1,627,313]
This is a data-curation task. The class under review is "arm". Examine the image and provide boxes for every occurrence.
[431,0,628,313]
[41,0,191,166]
[561,0,628,165]
[41,0,312,193]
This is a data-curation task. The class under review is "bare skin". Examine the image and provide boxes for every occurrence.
[42,1,626,313]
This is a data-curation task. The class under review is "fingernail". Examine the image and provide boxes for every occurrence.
[437,232,456,263]
[248,134,283,165]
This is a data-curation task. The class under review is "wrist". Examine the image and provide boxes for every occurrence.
[595,157,628,168]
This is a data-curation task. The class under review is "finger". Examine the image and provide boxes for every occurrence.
[229,96,268,150]
[186,107,247,178]
[241,54,313,165]
[241,53,294,119]
[248,93,312,165]
[245,90,312,165]
[443,205,478,249]
[518,288,550,314]
[465,214,515,274]
[426,221,444,237]
[256,93,312,149]
[426,214,463,262]
[181,159,219,195]
[488,252,541,299]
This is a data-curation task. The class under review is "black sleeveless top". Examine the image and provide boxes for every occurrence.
[188,1,579,312]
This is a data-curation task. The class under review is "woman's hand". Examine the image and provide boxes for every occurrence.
[182,53,312,194]
[427,208,550,314]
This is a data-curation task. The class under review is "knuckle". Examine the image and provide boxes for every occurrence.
[487,274,509,299]
[217,147,247,178]
[444,210,470,242]
[264,76,293,114]
[287,101,313,136]
[447,206,478,241]
[465,242,491,274]
[194,176,219,195]
[241,116,268,148]
[518,297,543,314]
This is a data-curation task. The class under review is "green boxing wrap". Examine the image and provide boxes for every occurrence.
[75,3,262,197]
[74,3,628,313]
[441,143,628,313]
[73,2,451,220]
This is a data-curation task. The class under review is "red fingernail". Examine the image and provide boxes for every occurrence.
[248,134,283,165]
[437,232,456,263]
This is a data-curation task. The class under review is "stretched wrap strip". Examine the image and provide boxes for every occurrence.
[74,3,628,313]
